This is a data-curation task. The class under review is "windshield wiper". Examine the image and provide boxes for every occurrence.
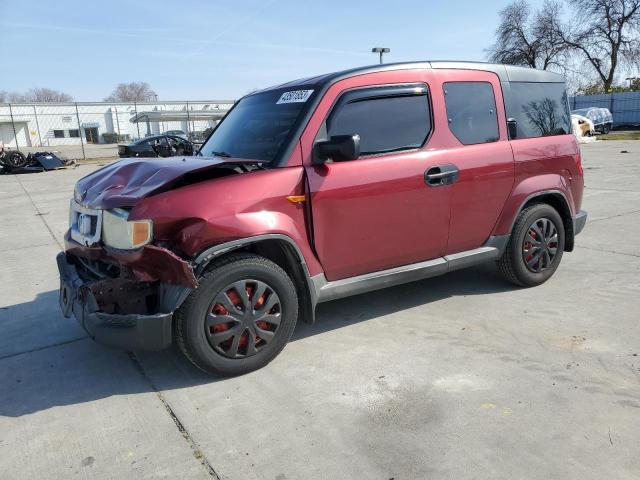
[209,150,232,158]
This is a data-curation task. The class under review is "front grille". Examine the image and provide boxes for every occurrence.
[75,256,120,281]
[69,200,102,246]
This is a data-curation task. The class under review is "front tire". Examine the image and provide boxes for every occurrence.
[498,204,565,287]
[175,253,298,376]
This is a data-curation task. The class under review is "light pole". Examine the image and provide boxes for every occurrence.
[371,47,390,64]
[625,77,638,90]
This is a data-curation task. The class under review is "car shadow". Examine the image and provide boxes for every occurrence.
[295,262,513,341]
[0,263,517,417]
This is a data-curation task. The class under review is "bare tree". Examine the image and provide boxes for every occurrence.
[104,82,157,102]
[562,0,640,91]
[8,93,26,102]
[488,0,568,70]
[23,88,73,102]
[1,88,72,103]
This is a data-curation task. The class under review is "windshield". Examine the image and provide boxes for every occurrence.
[199,88,315,163]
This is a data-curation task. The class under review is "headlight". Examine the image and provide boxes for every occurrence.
[102,208,153,249]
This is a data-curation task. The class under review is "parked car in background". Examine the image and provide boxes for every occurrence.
[59,61,586,376]
[571,113,595,137]
[118,134,195,158]
[571,107,613,134]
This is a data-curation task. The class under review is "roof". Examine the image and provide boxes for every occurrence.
[129,109,230,123]
[255,61,565,95]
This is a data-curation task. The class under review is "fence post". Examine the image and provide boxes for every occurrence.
[114,105,121,138]
[74,102,86,162]
[8,103,18,149]
[186,101,191,138]
[609,94,615,124]
[134,102,140,138]
[33,105,43,147]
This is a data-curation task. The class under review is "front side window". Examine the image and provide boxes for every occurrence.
[200,88,316,163]
[53,130,65,138]
[444,82,499,145]
[509,82,571,138]
[327,88,431,156]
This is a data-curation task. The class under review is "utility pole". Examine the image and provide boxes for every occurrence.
[371,47,390,64]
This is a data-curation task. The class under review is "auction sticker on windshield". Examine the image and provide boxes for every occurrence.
[276,90,314,104]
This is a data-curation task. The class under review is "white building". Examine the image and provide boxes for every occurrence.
[0,100,234,148]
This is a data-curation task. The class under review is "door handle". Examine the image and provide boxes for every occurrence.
[425,165,459,186]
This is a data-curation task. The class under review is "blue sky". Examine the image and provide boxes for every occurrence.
[0,0,546,101]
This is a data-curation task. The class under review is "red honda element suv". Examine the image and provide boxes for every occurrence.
[58,62,587,375]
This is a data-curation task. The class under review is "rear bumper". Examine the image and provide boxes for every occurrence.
[57,252,173,351]
[573,210,588,236]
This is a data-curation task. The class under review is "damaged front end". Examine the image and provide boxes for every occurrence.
[57,155,265,351]
[58,202,197,351]
[58,236,195,351]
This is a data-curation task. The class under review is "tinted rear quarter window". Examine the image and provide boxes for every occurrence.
[327,92,431,155]
[509,82,571,138]
[443,82,500,145]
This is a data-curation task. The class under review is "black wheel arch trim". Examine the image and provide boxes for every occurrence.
[192,234,318,323]
[508,189,578,252]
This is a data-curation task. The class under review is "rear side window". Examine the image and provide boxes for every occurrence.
[509,82,571,138]
[327,89,431,155]
[444,82,499,145]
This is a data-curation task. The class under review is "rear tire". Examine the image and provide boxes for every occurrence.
[175,253,298,376]
[498,204,565,287]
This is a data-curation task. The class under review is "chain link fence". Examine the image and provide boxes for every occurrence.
[569,92,640,127]
[0,100,234,161]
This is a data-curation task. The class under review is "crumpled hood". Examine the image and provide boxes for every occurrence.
[75,156,260,209]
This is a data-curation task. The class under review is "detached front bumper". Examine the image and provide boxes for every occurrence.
[57,252,173,351]
[574,210,588,236]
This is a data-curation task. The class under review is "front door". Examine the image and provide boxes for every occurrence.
[85,127,99,143]
[302,75,453,281]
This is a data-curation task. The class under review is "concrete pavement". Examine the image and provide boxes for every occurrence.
[1,141,639,479]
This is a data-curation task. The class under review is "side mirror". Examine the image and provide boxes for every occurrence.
[507,118,518,139]
[312,135,360,165]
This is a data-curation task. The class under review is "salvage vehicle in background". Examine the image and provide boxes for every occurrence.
[164,129,188,139]
[0,146,28,169]
[118,134,195,158]
[571,107,613,134]
[58,61,587,376]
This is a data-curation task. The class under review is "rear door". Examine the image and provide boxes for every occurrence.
[301,71,453,281]
[433,70,515,254]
